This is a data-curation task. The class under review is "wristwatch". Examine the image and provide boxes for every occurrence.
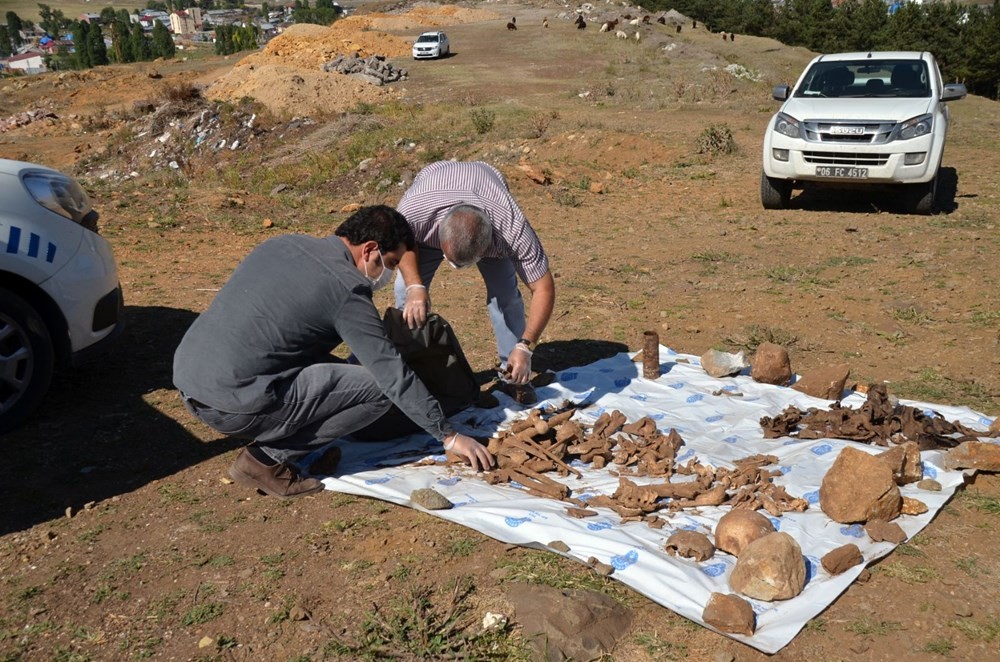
[517,338,534,349]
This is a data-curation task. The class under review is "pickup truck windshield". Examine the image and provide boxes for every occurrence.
[794,60,931,99]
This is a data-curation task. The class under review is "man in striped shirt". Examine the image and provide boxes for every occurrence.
[394,161,555,392]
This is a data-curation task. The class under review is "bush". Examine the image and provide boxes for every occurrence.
[469,108,495,135]
[695,124,737,156]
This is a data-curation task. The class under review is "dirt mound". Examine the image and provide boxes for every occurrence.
[364,4,501,31]
[205,63,397,118]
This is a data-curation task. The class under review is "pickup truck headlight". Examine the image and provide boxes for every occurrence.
[898,114,932,140]
[772,112,802,139]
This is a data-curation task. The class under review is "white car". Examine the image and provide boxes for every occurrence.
[412,31,450,60]
[762,51,966,214]
[0,159,124,433]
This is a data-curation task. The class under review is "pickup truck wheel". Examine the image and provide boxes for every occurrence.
[906,176,937,215]
[760,171,792,209]
[0,289,55,434]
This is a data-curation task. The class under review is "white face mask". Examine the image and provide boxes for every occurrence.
[364,248,394,291]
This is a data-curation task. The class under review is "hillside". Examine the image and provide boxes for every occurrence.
[1,2,998,660]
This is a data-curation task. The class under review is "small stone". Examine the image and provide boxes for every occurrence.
[588,181,605,194]
[820,446,902,524]
[340,202,362,213]
[901,497,928,515]
[664,530,715,561]
[730,532,806,601]
[954,605,973,618]
[410,488,453,510]
[198,635,214,648]
[65,507,73,519]
[516,163,550,185]
[262,218,274,228]
[702,592,755,636]
[856,568,872,583]
[876,442,923,485]
[587,557,614,576]
[943,441,1000,472]
[990,418,1000,434]
[712,651,736,662]
[548,540,570,553]
[850,641,870,654]
[750,342,792,386]
[83,501,96,510]
[715,509,775,557]
[700,349,748,378]
[864,519,907,544]
[916,479,942,492]
[792,364,850,400]
[289,606,310,621]
[821,544,863,575]
[271,183,289,194]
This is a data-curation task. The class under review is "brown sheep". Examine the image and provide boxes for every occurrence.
[542,16,549,28]
[730,32,735,42]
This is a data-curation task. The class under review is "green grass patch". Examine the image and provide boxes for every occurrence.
[447,537,479,558]
[181,602,224,627]
[845,617,902,636]
[958,492,1000,515]
[921,638,955,655]
[892,368,997,413]
[823,256,877,268]
[723,324,798,353]
[634,632,688,659]
[878,561,940,584]
[494,550,632,603]
[157,482,200,506]
[324,578,530,660]
[948,616,1000,642]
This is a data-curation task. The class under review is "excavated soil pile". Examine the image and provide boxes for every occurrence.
[205,6,498,118]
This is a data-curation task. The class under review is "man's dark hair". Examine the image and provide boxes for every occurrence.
[334,205,415,253]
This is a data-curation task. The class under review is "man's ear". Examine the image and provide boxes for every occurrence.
[361,240,379,260]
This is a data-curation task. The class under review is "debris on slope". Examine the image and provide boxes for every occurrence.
[0,109,58,133]
[322,54,408,86]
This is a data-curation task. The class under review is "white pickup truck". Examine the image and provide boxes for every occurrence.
[761,51,966,214]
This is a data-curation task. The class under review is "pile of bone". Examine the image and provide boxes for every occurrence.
[479,405,808,524]
[321,53,407,86]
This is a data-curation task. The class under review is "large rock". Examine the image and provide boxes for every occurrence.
[792,364,850,400]
[751,343,792,386]
[730,532,806,601]
[703,592,755,635]
[876,442,923,485]
[506,582,632,661]
[820,447,902,524]
[944,441,1000,472]
[821,544,863,575]
[701,349,748,378]
[715,509,775,557]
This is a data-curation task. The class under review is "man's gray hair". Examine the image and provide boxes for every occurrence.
[439,204,492,265]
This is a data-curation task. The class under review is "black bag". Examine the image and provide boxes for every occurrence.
[382,307,479,416]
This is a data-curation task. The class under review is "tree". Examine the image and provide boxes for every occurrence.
[99,7,117,25]
[151,20,175,58]
[88,22,109,66]
[261,2,270,18]
[37,3,67,39]
[6,11,24,46]
[73,20,92,68]
[0,26,12,58]
[111,17,131,62]
[130,21,152,61]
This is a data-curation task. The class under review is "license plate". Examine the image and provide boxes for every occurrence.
[816,166,868,178]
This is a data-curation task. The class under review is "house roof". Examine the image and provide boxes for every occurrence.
[8,51,44,63]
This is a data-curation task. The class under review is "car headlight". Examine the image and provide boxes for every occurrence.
[773,112,801,139]
[898,114,932,140]
[23,172,95,227]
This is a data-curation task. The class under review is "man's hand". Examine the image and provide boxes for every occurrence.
[445,433,495,472]
[507,343,532,384]
[402,285,430,329]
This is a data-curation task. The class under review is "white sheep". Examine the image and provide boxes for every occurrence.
[615,30,627,39]
[634,31,641,42]
[629,18,641,26]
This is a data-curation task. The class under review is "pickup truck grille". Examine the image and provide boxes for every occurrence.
[802,120,896,144]
[803,152,890,166]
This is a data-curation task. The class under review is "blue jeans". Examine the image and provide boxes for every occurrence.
[181,359,393,464]
[393,245,526,366]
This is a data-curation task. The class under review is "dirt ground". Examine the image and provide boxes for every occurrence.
[2,2,998,660]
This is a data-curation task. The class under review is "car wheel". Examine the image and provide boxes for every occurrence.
[760,171,792,209]
[0,289,55,434]
[906,176,937,215]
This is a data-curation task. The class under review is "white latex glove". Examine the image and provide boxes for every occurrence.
[445,433,495,472]
[506,344,532,385]
[402,285,430,329]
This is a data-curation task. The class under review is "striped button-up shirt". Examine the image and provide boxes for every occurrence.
[396,161,549,284]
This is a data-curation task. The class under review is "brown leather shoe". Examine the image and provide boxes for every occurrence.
[228,448,324,500]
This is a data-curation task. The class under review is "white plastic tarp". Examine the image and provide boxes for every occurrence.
[318,346,995,653]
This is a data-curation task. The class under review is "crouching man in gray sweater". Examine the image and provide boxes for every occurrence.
[173,205,494,499]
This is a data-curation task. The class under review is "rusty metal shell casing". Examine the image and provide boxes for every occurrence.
[643,331,660,379]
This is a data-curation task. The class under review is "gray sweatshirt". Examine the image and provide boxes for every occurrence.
[173,234,453,441]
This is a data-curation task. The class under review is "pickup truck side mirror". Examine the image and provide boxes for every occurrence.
[941,83,967,102]
[772,84,791,101]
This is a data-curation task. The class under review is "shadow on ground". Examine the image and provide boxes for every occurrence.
[789,167,959,214]
[1,305,240,535]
